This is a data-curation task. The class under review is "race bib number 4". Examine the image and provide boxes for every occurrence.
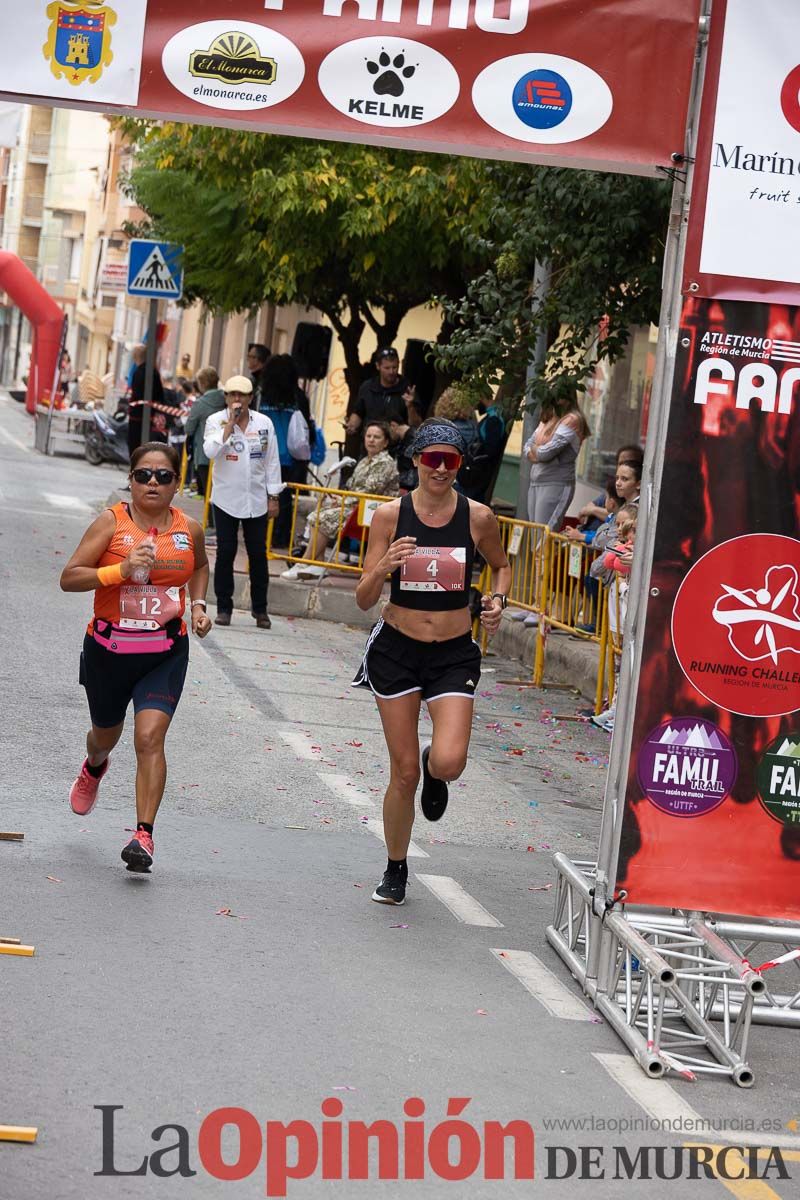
[119,584,183,630]
[400,546,466,592]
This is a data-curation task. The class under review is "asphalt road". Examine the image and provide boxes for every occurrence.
[1,393,798,1200]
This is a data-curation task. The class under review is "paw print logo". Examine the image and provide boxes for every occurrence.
[366,50,417,98]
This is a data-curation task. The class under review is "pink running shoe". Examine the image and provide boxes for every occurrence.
[121,829,154,873]
[69,758,109,816]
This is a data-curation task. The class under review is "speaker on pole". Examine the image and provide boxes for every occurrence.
[291,322,333,380]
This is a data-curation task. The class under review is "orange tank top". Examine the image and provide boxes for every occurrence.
[90,503,195,645]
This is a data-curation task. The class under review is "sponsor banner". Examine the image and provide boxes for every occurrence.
[686,0,800,301]
[0,1,702,177]
[0,1,148,107]
[616,296,800,921]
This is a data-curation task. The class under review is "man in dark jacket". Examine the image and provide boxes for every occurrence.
[247,343,271,409]
[183,366,226,509]
[127,342,172,456]
[346,348,416,436]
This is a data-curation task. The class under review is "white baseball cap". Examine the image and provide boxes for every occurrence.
[223,375,253,394]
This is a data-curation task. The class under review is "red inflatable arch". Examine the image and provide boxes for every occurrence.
[0,251,65,414]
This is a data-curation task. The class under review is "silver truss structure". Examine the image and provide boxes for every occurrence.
[547,0,800,1090]
[547,856,800,1088]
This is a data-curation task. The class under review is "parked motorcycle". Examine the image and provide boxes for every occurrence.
[84,407,129,466]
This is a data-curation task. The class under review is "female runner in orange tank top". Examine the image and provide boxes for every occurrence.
[60,443,212,873]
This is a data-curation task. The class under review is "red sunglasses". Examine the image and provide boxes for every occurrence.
[419,450,462,471]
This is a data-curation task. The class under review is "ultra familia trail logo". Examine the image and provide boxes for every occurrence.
[43,1,116,87]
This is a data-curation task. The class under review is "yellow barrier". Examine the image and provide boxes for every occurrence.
[178,442,189,494]
[268,481,394,574]
[268,480,626,714]
[202,458,213,532]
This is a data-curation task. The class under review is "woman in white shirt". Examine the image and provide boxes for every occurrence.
[203,375,282,629]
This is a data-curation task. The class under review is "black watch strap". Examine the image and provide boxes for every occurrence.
[491,592,508,609]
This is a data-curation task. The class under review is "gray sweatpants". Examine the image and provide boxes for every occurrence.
[527,483,575,530]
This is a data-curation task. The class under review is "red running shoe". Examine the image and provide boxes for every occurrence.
[69,758,109,816]
[121,829,154,873]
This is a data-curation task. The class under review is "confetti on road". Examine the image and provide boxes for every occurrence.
[46,875,62,883]
[390,924,409,929]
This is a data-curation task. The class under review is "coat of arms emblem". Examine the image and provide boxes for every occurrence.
[43,2,116,87]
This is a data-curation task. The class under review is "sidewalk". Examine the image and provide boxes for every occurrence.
[163,490,600,698]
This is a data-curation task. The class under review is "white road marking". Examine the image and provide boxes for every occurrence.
[279,728,322,760]
[0,504,86,523]
[317,773,375,808]
[595,1053,800,1150]
[490,948,595,1021]
[416,874,503,927]
[0,424,32,452]
[365,818,429,859]
[43,493,93,512]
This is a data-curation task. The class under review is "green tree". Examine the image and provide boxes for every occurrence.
[119,120,492,403]
[437,163,672,417]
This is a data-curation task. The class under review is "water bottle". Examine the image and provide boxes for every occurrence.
[131,527,159,584]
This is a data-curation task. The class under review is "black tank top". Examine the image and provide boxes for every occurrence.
[390,491,475,611]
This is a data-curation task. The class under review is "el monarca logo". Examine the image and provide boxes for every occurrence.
[189,32,276,87]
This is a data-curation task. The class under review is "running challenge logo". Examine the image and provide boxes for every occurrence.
[672,535,800,718]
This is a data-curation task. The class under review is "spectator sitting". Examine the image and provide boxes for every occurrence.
[602,506,637,576]
[282,420,399,580]
[565,479,620,633]
[566,478,620,546]
[577,444,643,528]
[592,503,638,732]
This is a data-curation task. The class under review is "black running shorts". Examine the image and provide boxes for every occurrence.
[352,619,481,702]
[80,633,189,728]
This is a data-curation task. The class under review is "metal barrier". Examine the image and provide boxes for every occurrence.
[472,513,627,714]
[267,480,626,715]
[267,481,394,573]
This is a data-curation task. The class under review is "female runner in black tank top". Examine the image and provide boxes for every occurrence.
[355,419,511,905]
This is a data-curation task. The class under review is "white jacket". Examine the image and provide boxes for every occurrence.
[203,409,283,519]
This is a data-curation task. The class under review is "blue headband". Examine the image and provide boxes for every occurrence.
[412,423,467,456]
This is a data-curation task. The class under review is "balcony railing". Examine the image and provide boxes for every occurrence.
[27,132,51,160]
[22,194,44,224]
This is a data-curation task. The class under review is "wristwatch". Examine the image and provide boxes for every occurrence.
[190,599,207,608]
[491,593,508,609]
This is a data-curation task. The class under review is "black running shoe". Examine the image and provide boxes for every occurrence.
[372,864,408,905]
[121,829,154,873]
[420,746,449,821]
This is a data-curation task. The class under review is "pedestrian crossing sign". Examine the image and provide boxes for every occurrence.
[126,239,184,299]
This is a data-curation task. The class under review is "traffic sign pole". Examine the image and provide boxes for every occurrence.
[141,299,158,444]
